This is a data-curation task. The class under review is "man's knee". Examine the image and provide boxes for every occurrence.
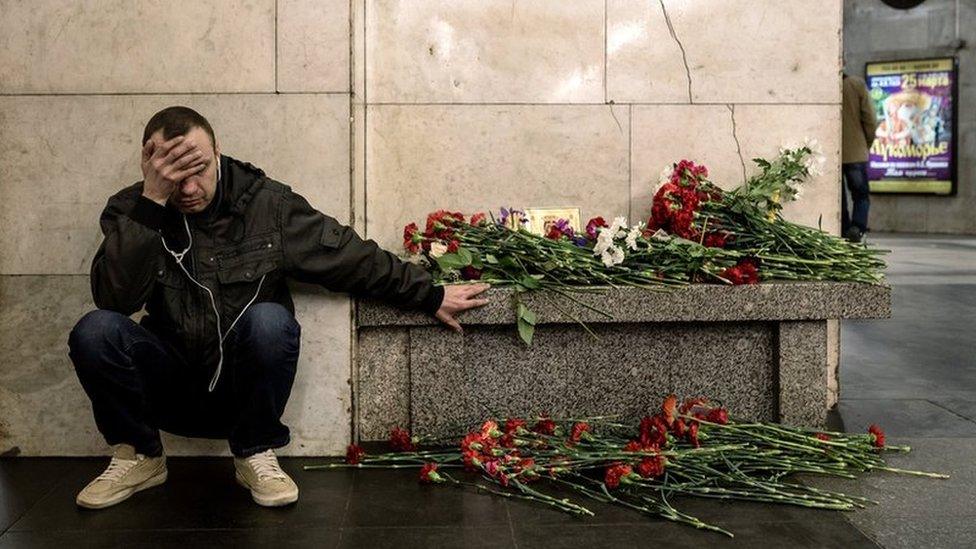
[238,302,300,344]
[68,309,133,359]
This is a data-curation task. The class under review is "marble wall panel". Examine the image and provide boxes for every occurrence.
[364,104,630,250]
[277,0,351,92]
[0,0,275,93]
[0,94,350,275]
[365,0,605,103]
[607,0,842,104]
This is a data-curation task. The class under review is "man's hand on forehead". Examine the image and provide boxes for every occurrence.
[140,134,210,206]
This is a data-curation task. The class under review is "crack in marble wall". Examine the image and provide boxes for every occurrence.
[658,0,693,103]
[727,103,747,184]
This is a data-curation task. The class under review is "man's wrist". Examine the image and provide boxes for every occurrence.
[421,284,445,316]
[141,190,168,207]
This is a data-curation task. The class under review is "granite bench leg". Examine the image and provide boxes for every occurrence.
[355,327,411,441]
[777,320,828,428]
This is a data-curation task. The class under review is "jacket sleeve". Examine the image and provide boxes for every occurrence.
[859,82,878,149]
[280,190,444,315]
[90,191,177,315]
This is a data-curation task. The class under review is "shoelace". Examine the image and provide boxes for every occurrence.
[246,450,287,481]
[95,456,139,482]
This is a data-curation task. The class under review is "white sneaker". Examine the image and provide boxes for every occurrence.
[234,449,299,507]
[76,444,167,509]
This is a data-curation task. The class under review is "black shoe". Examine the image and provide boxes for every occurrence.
[844,226,864,243]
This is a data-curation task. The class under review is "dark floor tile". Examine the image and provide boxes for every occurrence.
[930,397,976,423]
[511,518,878,548]
[338,526,513,549]
[9,458,353,532]
[504,479,653,526]
[0,459,76,533]
[343,468,509,528]
[836,399,976,437]
[0,528,341,549]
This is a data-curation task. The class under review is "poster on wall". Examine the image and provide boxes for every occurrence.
[865,57,957,195]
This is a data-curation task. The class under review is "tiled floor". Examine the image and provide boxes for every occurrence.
[1,233,973,548]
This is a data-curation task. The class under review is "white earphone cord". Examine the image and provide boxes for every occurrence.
[160,215,266,392]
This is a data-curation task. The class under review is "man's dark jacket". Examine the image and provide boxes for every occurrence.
[91,154,444,368]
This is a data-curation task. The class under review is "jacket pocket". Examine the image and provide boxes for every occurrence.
[155,265,186,288]
[319,218,345,248]
[216,256,279,285]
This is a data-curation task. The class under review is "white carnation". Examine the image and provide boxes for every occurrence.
[429,241,448,258]
[625,226,642,251]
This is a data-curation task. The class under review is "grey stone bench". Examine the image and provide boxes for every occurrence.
[354,282,891,440]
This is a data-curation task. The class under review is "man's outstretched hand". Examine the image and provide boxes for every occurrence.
[434,283,491,333]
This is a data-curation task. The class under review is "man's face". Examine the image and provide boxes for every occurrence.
[148,126,220,214]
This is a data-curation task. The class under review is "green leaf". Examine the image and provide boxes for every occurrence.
[521,307,537,326]
[518,275,542,290]
[434,252,471,271]
[484,254,498,264]
[517,317,535,345]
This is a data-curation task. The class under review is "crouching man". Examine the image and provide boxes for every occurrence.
[69,106,488,509]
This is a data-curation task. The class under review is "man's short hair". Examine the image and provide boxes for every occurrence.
[142,106,216,149]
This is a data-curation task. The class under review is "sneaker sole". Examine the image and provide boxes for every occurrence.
[234,471,299,507]
[76,469,168,510]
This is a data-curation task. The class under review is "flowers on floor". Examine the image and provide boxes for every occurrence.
[306,395,946,538]
[399,144,886,345]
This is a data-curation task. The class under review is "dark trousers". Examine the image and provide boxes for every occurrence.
[841,162,871,233]
[68,303,300,458]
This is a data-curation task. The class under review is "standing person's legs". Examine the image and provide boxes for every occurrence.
[841,164,853,235]
[849,162,871,232]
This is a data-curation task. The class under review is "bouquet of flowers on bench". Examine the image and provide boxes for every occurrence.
[400,143,887,344]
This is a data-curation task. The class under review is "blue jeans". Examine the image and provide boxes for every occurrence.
[841,162,871,233]
[68,303,300,457]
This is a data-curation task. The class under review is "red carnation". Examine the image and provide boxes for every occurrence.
[532,415,557,436]
[585,216,608,239]
[868,424,885,448]
[419,462,444,484]
[639,415,667,448]
[469,212,487,226]
[662,395,678,426]
[706,408,729,425]
[447,239,460,253]
[703,232,729,248]
[720,258,760,285]
[569,422,591,444]
[604,463,636,489]
[389,427,415,452]
[402,223,422,253]
[815,433,831,442]
[671,418,687,438]
[637,455,666,479]
[345,443,365,464]
[461,266,482,280]
[687,421,701,448]
[504,418,527,434]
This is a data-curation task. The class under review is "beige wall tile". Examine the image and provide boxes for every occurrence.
[735,105,842,234]
[630,105,745,224]
[365,104,630,251]
[366,0,605,103]
[277,0,351,92]
[0,94,349,275]
[606,0,697,103]
[0,275,351,456]
[609,0,842,104]
[0,0,275,93]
